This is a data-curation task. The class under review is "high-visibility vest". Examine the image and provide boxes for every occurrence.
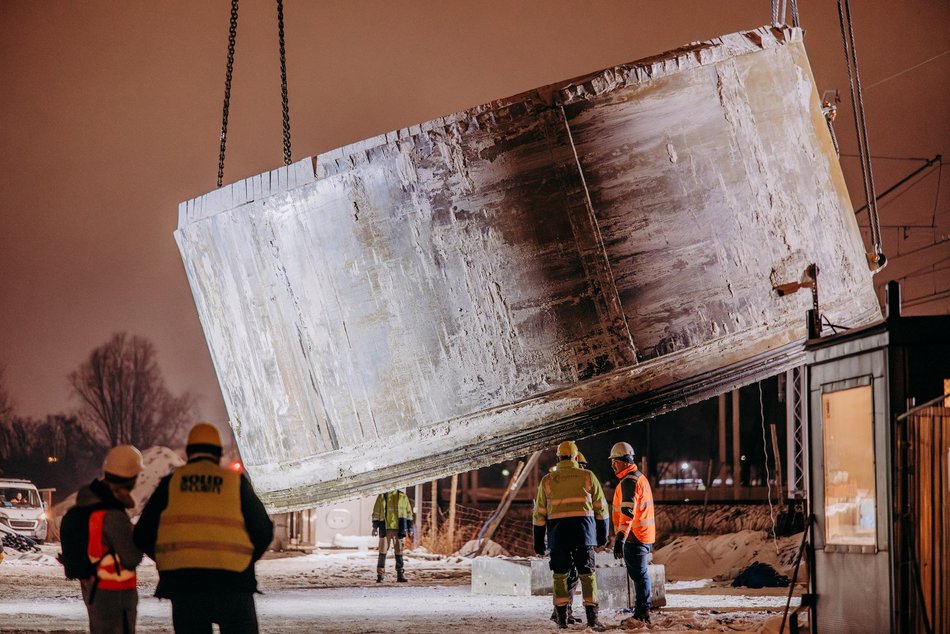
[155,460,254,572]
[372,491,413,530]
[87,510,136,591]
[611,463,656,544]
[533,460,609,526]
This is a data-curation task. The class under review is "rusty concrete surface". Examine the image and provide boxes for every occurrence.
[175,26,880,510]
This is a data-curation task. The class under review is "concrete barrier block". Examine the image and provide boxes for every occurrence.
[471,556,666,609]
[471,557,550,596]
[595,563,666,609]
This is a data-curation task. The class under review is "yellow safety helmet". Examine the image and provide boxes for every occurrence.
[102,445,144,487]
[556,440,578,458]
[186,422,223,457]
[187,422,222,447]
[609,441,635,460]
[575,451,587,465]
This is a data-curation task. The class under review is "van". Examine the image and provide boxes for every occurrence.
[0,478,48,543]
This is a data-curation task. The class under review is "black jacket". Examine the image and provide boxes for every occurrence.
[76,479,143,574]
[133,457,274,598]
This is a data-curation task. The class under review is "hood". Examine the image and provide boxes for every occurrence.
[74,479,125,510]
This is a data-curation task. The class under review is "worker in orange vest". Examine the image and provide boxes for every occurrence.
[609,441,655,623]
[71,445,144,633]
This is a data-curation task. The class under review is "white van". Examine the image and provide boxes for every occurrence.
[0,478,48,543]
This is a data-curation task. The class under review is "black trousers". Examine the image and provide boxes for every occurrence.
[170,592,259,634]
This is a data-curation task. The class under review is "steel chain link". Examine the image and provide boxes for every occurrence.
[217,0,240,188]
[277,0,292,166]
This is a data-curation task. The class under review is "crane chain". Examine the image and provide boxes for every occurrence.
[217,0,240,188]
[277,0,292,166]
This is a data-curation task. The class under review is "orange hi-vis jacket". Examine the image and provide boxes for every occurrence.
[88,510,136,591]
[611,463,656,545]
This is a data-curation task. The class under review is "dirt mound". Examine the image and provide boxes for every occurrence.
[653,529,804,581]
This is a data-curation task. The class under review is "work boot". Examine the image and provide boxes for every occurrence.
[554,605,569,629]
[633,609,651,623]
[550,606,578,625]
[585,605,606,632]
[376,572,384,583]
[397,570,408,582]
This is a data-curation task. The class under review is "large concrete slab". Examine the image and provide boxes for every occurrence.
[176,26,881,510]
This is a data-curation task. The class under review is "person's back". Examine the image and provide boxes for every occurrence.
[71,445,144,634]
[534,442,608,630]
[134,422,273,634]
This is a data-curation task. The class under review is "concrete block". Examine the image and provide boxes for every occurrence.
[595,564,667,609]
[471,556,666,609]
[471,557,550,596]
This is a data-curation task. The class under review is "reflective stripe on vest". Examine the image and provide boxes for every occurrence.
[155,461,254,572]
[533,461,609,525]
[87,510,136,591]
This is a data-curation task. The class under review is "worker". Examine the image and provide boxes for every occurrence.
[74,445,144,634]
[547,449,589,625]
[534,441,609,630]
[609,441,656,623]
[134,422,273,634]
[371,489,414,583]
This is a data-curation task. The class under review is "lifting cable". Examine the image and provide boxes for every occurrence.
[216,0,294,188]
[770,0,800,28]
[836,0,885,266]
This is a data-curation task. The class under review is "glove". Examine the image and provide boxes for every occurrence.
[533,525,547,556]
[613,535,625,560]
[595,519,608,547]
[371,527,378,537]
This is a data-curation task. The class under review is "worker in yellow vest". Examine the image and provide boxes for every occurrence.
[544,449,589,625]
[134,423,273,634]
[609,441,656,623]
[533,441,609,630]
[371,490,414,582]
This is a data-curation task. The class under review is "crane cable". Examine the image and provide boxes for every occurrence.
[216,0,293,188]
[836,0,885,266]
[771,0,800,28]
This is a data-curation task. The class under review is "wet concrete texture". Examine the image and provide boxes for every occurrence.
[175,27,880,510]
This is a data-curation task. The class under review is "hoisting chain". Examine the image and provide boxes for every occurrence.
[837,0,884,260]
[217,0,240,189]
[277,0,292,166]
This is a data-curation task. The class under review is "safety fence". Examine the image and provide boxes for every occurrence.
[415,501,535,557]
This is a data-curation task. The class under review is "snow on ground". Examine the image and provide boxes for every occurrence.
[0,540,804,633]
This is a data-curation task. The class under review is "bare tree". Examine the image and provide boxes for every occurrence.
[69,333,196,448]
[0,365,14,424]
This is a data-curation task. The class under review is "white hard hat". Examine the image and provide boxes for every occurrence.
[609,441,635,460]
[102,445,144,486]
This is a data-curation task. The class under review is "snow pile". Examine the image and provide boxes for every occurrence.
[50,446,185,533]
[331,534,377,549]
[653,530,804,581]
[131,446,185,516]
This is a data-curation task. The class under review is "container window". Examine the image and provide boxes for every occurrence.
[821,385,876,546]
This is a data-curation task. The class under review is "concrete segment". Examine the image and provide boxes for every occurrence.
[176,26,881,510]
